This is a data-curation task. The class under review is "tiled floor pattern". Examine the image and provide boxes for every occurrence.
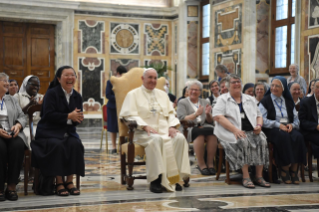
[1,130,319,212]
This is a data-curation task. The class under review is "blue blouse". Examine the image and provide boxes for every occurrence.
[259,93,299,129]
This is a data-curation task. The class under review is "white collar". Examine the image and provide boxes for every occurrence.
[141,85,155,94]
[61,86,73,96]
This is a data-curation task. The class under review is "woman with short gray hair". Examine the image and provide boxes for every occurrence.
[177,80,217,175]
[213,74,269,189]
[0,73,27,201]
[254,82,268,105]
[287,64,307,95]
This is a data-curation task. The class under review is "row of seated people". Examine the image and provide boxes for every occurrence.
[0,66,84,201]
[1,65,317,200]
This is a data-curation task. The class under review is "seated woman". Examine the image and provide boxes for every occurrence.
[7,80,19,96]
[177,81,217,175]
[242,83,254,96]
[254,82,267,105]
[307,79,316,97]
[288,82,302,111]
[177,86,189,104]
[0,73,27,201]
[206,80,220,108]
[213,74,269,189]
[14,75,43,148]
[31,66,85,196]
[259,76,307,184]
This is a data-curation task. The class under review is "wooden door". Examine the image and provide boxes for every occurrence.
[0,21,55,94]
[0,22,27,87]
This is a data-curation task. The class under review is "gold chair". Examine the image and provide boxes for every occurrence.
[111,67,189,190]
[100,104,108,152]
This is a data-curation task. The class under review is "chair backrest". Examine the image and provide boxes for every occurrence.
[27,104,42,141]
[111,67,166,137]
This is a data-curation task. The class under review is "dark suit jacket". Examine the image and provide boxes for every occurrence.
[105,80,116,109]
[35,85,83,140]
[299,95,318,135]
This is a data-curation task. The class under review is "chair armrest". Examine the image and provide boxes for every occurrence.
[180,120,195,129]
[120,118,138,130]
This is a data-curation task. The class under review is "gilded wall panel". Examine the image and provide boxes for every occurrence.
[214,4,242,48]
[78,20,105,54]
[74,15,172,117]
[144,24,169,56]
[110,23,140,55]
[215,49,241,77]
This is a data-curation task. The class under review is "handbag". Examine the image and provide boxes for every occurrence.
[34,171,55,196]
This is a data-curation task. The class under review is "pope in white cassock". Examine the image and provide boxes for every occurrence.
[119,68,191,193]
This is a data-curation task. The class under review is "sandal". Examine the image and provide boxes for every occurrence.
[65,182,80,195]
[197,166,210,175]
[254,177,271,188]
[242,178,255,189]
[56,183,69,196]
[5,189,18,201]
[280,169,292,184]
[0,191,5,201]
[290,170,300,185]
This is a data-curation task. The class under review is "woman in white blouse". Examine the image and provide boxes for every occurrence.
[213,74,269,189]
[14,76,43,148]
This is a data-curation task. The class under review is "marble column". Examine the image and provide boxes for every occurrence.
[177,0,188,98]
[295,0,301,74]
[242,0,256,84]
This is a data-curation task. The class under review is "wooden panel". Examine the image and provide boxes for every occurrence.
[2,22,25,35]
[31,27,50,36]
[0,21,55,95]
[28,23,55,94]
[31,70,50,77]
[3,37,24,67]
[31,38,50,67]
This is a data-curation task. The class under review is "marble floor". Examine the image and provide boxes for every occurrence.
[1,129,319,212]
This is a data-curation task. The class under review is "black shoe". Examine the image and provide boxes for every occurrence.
[175,183,182,191]
[150,175,162,193]
[5,189,18,201]
[197,166,210,175]
[208,167,216,175]
[0,192,5,201]
[150,181,162,193]
[111,149,117,154]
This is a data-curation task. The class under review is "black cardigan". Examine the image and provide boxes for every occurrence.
[35,85,83,140]
[260,94,294,124]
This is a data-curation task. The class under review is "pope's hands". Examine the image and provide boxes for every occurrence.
[143,126,158,136]
[168,127,180,138]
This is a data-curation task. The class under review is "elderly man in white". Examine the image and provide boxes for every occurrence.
[119,68,191,193]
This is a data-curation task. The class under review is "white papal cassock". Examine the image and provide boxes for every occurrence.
[119,85,191,191]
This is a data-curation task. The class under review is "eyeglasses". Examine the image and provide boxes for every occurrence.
[190,89,200,92]
[27,83,40,88]
[0,79,8,83]
[230,80,241,84]
[270,84,281,88]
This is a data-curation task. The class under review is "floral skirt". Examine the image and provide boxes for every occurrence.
[219,131,269,170]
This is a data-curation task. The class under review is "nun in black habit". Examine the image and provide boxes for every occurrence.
[258,76,307,184]
[31,66,85,196]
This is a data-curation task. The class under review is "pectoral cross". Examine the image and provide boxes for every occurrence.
[151,107,157,116]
